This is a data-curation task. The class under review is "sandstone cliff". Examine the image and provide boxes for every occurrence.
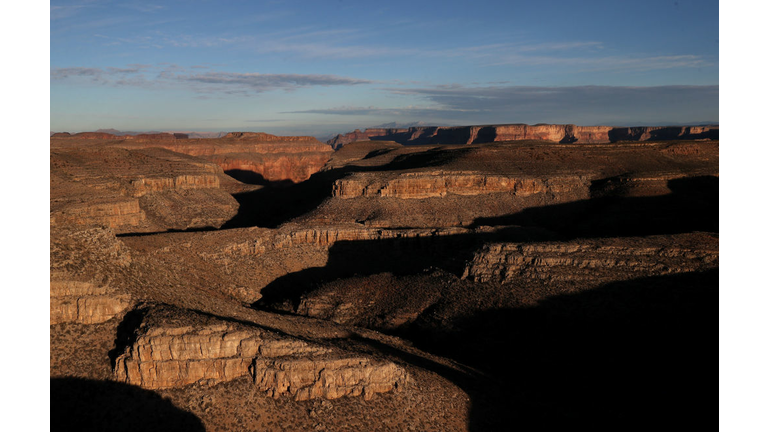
[50,147,240,233]
[295,140,718,229]
[50,277,133,325]
[462,233,719,285]
[327,124,718,147]
[113,307,408,400]
[332,172,588,199]
[51,132,334,184]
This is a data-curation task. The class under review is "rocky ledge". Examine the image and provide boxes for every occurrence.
[50,276,133,325]
[50,147,240,233]
[113,307,408,400]
[328,123,718,148]
[462,233,719,285]
[332,171,589,199]
[51,132,334,184]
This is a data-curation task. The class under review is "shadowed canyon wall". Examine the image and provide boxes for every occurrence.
[328,124,718,148]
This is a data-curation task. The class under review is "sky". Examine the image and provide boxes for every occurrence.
[50,0,719,137]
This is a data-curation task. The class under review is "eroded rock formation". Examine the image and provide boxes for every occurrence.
[50,147,240,233]
[328,123,719,147]
[51,132,334,184]
[50,277,133,325]
[50,126,720,430]
[332,172,588,199]
[294,140,719,229]
[113,307,408,401]
[462,233,719,285]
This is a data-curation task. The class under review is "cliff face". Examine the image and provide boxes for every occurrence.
[462,233,719,285]
[332,172,588,199]
[51,132,334,184]
[327,124,719,147]
[50,147,240,233]
[50,278,133,325]
[113,307,408,400]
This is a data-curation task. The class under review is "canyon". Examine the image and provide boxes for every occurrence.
[50,129,718,431]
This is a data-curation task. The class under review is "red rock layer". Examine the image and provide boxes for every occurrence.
[327,124,719,147]
[51,132,334,184]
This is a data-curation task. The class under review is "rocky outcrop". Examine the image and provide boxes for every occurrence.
[226,224,497,256]
[253,355,407,401]
[50,147,239,233]
[113,308,408,400]
[462,233,719,285]
[223,132,319,142]
[207,152,331,184]
[50,278,133,325]
[327,124,719,147]
[131,133,185,141]
[51,132,334,184]
[332,172,589,199]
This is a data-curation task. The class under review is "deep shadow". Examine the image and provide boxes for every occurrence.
[254,226,553,311]
[50,377,205,432]
[108,307,149,368]
[472,175,718,238]
[400,269,718,430]
[224,169,295,187]
[223,146,474,229]
[608,126,719,142]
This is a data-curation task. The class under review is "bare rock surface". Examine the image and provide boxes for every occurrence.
[51,147,240,233]
[114,306,407,400]
[328,123,719,147]
[50,277,133,325]
[463,233,719,285]
[292,140,718,229]
[51,132,334,184]
[50,131,720,431]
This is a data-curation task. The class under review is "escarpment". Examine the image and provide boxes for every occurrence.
[295,140,718,229]
[332,172,589,199]
[50,277,133,325]
[51,132,334,184]
[462,233,719,285]
[327,123,718,147]
[113,307,408,400]
[50,147,239,233]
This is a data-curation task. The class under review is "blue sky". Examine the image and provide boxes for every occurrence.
[50,0,719,137]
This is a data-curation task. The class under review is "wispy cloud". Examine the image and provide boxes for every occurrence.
[287,85,719,125]
[51,4,87,20]
[69,18,708,75]
[285,105,477,116]
[51,65,374,94]
[119,3,165,13]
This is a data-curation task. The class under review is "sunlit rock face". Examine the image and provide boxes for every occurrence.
[113,307,408,401]
[50,146,239,233]
[327,123,718,147]
[51,132,334,184]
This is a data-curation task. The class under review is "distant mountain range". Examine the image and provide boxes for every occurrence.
[48,129,229,139]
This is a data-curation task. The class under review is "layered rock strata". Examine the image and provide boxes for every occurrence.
[50,147,239,233]
[51,132,334,184]
[113,310,408,400]
[223,224,498,256]
[462,234,719,285]
[328,124,718,147]
[332,172,588,199]
[50,278,132,325]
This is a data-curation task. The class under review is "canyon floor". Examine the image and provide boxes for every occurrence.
[50,133,718,431]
